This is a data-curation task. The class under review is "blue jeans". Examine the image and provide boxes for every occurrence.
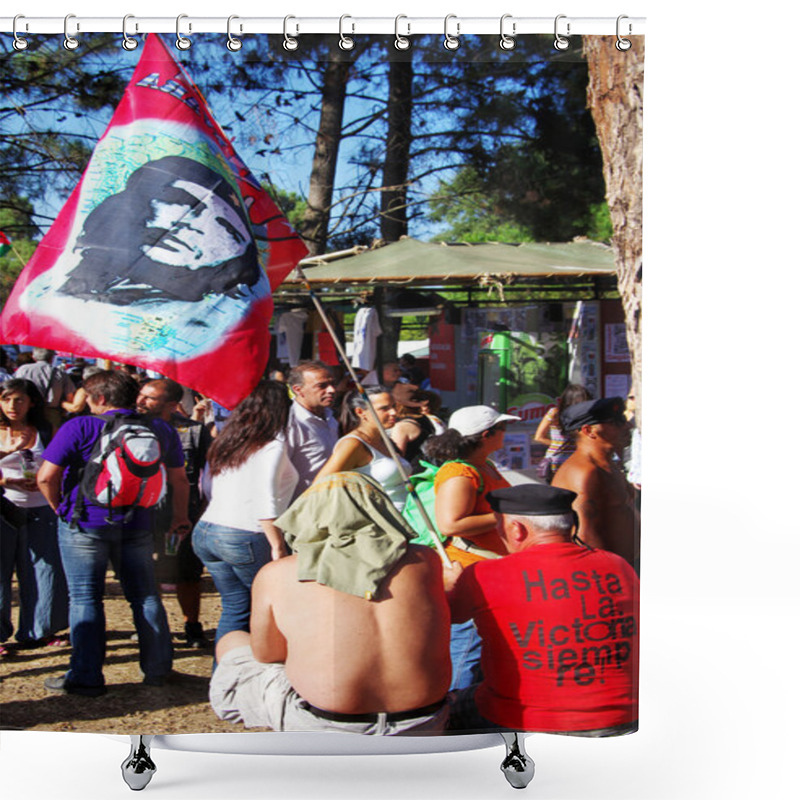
[0,505,68,643]
[57,520,173,687]
[192,520,271,645]
[449,620,483,691]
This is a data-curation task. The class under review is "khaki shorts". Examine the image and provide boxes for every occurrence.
[210,645,449,735]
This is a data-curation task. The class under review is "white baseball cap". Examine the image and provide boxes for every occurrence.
[448,405,521,437]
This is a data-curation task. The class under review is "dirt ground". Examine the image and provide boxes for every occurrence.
[0,572,265,733]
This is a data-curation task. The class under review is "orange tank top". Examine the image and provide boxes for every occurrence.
[434,461,510,566]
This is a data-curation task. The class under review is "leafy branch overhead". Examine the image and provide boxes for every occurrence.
[1,34,609,253]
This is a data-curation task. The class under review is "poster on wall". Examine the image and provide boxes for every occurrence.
[428,316,457,392]
[605,322,631,363]
[568,301,601,398]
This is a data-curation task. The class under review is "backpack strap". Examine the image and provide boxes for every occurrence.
[69,413,123,525]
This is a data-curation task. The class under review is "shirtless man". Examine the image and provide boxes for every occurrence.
[209,472,452,734]
[551,397,639,570]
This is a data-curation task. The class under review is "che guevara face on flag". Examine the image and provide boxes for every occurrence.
[0,34,307,408]
[59,155,261,306]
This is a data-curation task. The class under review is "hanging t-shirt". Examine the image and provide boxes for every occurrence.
[351,306,382,370]
[309,309,343,366]
[277,309,309,367]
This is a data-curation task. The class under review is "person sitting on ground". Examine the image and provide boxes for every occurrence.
[314,385,411,512]
[534,384,592,483]
[445,483,639,735]
[209,472,452,735]
[551,397,639,570]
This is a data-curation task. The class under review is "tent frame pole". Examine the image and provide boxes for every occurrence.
[293,264,452,568]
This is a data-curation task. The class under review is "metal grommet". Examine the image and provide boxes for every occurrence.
[227,15,242,51]
[176,13,192,50]
[443,14,460,51]
[499,14,516,51]
[12,15,29,51]
[63,13,79,51]
[394,15,410,50]
[283,15,299,51]
[339,15,354,51]
[616,15,632,51]
[554,14,570,51]
[122,14,138,51]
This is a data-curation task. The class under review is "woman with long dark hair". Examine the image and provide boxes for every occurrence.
[421,404,520,690]
[192,380,298,645]
[534,384,593,482]
[314,385,411,511]
[0,379,68,655]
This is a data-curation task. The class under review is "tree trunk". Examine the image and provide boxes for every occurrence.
[584,36,644,429]
[299,46,351,256]
[380,60,413,242]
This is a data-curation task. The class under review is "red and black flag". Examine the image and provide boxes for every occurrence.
[0,34,307,408]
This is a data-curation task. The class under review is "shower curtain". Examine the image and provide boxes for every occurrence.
[0,21,642,740]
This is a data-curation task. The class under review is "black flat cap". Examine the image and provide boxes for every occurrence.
[486,484,577,516]
[559,397,627,433]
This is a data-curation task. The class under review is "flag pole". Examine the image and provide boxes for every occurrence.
[292,262,452,568]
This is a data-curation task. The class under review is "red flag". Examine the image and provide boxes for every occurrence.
[0,35,307,408]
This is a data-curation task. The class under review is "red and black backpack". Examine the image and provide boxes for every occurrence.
[71,413,167,524]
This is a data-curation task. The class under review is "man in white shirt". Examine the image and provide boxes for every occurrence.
[285,361,339,499]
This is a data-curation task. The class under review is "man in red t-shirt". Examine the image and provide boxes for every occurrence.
[446,483,639,735]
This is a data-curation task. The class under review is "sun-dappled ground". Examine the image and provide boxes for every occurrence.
[0,572,268,733]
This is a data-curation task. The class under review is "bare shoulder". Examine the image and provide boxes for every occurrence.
[553,454,603,494]
[405,543,442,570]
[333,435,371,463]
[253,555,297,596]
[384,544,442,585]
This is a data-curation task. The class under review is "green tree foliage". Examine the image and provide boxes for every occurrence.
[0,204,36,308]
[267,187,308,231]
[424,42,609,243]
[0,35,127,229]
[1,34,607,256]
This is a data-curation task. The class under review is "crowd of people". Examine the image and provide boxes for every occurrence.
[0,347,640,737]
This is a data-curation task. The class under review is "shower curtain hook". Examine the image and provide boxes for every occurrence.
[394,15,410,50]
[63,14,79,51]
[339,15,355,50]
[176,14,192,50]
[227,15,243,51]
[499,14,516,50]
[616,15,632,51]
[283,15,299,51]
[443,14,460,51]
[554,14,570,51]
[12,15,29,51]
[122,15,138,51]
